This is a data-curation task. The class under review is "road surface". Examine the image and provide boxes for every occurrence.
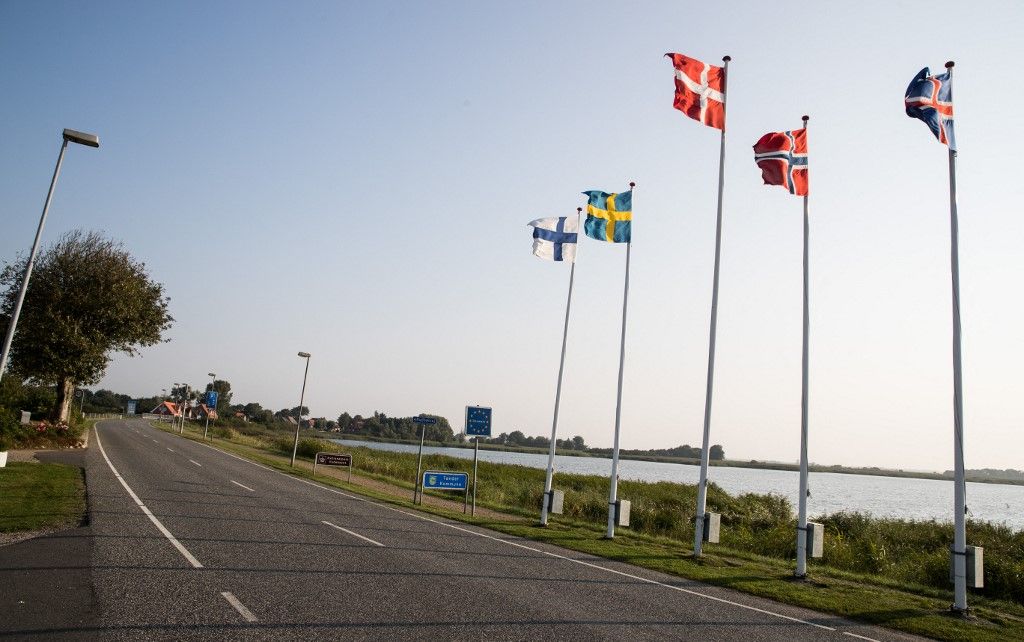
[0,419,924,640]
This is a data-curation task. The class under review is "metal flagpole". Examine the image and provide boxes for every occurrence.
[541,207,583,526]
[606,183,634,539]
[795,115,811,578]
[694,54,730,556]
[944,60,968,613]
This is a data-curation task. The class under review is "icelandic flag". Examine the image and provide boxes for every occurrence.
[665,53,726,130]
[905,67,956,151]
[753,129,808,196]
[582,190,632,243]
[528,217,578,262]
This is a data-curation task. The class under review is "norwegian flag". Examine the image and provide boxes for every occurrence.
[905,67,956,151]
[753,128,808,196]
[665,53,726,130]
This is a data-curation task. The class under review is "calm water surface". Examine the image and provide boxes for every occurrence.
[332,439,1024,531]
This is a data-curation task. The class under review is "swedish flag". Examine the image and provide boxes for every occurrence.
[582,190,632,243]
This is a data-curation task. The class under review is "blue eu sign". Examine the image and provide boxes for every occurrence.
[205,391,219,409]
[422,471,468,490]
[465,405,492,436]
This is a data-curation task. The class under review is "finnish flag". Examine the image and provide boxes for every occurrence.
[528,217,578,262]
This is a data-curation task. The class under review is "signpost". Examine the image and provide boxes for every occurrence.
[412,415,437,504]
[313,452,353,482]
[465,406,492,516]
[126,400,137,416]
[422,471,470,512]
[203,390,219,440]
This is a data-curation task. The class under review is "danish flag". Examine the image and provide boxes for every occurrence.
[665,53,726,130]
[753,128,808,196]
[905,67,956,151]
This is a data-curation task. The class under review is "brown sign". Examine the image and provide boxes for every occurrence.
[315,452,352,466]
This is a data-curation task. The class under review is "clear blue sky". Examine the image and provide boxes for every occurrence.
[2,1,1022,472]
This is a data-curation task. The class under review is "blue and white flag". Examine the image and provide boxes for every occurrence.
[528,217,578,262]
[905,67,956,151]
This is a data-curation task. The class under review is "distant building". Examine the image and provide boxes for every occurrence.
[150,401,180,417]
[194,404,218,420]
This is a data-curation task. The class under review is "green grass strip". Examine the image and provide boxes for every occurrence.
[0,462,86,533]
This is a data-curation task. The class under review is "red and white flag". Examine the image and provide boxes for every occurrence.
[665,53,726,130]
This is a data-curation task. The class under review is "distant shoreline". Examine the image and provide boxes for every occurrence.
[315,432,1024,487]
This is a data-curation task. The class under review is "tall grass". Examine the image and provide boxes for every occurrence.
[242,432,1023,605]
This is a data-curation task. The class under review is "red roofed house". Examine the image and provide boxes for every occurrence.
[150,401,180,417]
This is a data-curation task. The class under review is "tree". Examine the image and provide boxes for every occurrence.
[709,444,725,460]
[0,231,172,421]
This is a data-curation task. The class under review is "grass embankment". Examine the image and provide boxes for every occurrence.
[161,421,1024,641]
[0,462,86,533]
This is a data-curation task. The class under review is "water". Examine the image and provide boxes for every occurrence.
[331,439,1024,531]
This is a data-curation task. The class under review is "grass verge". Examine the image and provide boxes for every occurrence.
[0,462,86,533]
[155,420,1024,641]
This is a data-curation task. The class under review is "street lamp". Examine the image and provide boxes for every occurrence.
[203,372,216,440]
[0,129,100,385]
[291,352,311,467]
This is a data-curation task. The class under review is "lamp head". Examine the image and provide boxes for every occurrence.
[63,128,99,148]
[298,352,311,358]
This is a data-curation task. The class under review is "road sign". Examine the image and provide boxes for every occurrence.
[315,452,352,467]
[126,400,137,415]
[205,390,219,409]
[413,415,437,425]
[422,471,468,490]
[465,406,492,436]
[313,452,353,481]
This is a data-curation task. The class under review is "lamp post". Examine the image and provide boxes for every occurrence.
[291,352,311,467]
[203,372,216,440]
[0,129,99,385]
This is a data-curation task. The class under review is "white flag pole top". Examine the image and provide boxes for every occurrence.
[694,54,730,557]
[606,182,635,539]
[540,207,583,526]
[795,115,811,579]
[944,60,969,613]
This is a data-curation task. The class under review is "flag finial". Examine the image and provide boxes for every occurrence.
[722,55,731,62]
[629,182,636,188]
[945,60,955,69]
[802,115,809,123]
[577,207,582,212]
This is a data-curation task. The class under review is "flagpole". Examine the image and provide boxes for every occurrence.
[541,207,583,526]
[694,54,730,556]
[795,115,811,578]
[944,60,968,613]
[606,182,634,539]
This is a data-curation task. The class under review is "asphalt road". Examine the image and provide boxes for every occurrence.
[0,419,926,640]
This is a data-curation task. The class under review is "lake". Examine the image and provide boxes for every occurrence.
[331,439,1024,531]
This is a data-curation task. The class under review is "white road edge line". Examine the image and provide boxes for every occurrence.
[94,424,204,568]
[189,459,202,467]
[843,632,881,641]
[166,447,174,452]
[187,435,844,634]
[230,480,255,492]
[220,591,257,622]
[322,520,385,547]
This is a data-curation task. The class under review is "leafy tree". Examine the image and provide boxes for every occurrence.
[710,444,725,460]
[0,231,172,421]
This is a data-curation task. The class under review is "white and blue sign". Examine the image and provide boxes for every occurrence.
[413,415,437,425]
[465,405,492,436]
[126,400,137,415]
[422,471,469,490]
[205,390,219,408]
